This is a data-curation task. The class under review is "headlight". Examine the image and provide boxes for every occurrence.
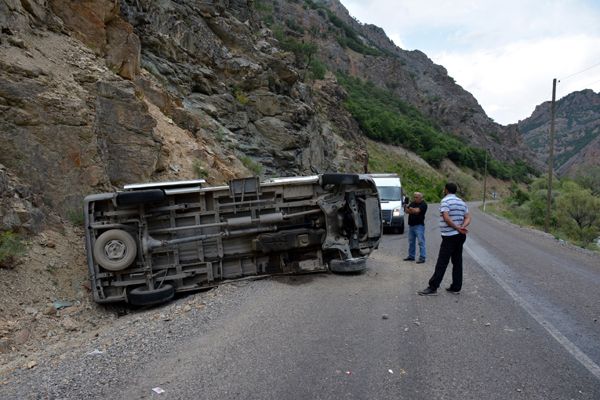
[393,208,401,217]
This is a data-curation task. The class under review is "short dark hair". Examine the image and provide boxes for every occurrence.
[445,183,457,194]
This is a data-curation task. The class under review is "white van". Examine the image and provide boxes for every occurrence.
[370,173,405,234]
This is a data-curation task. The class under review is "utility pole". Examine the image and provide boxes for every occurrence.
[544,78,557,233]
[482,148,488,212]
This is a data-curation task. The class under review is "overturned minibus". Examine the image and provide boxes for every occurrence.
[84,174,382,305]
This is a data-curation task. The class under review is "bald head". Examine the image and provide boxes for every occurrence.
[413,192,423,203]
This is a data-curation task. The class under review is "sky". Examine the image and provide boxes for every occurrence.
[341,0,600,125]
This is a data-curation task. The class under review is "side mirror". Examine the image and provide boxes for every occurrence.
[403,196,409,205]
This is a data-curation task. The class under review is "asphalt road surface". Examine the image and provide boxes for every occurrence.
[119,204,600,399]
[3,205,599,399]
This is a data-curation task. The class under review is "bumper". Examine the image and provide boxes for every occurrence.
[383,216,404,228]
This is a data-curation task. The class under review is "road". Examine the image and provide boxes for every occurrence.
[3,205,600,399]
[121,205,600,399]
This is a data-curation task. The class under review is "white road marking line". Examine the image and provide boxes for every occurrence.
[465,240,600,381]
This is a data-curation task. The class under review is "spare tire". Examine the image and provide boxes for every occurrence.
[128,284,175,306]
[329,256,367,273]
[93,229,138,271]
[320,174,359,186]
[116,189,166,206]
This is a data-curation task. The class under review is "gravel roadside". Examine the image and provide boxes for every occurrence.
[0,280,264,399]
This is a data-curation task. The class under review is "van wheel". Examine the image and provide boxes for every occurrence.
[93,229,137,271]
[397,220,405,234]
[329,257,367,273]
[128,284,175,306]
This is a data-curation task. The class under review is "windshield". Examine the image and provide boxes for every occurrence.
[377,186,401,201]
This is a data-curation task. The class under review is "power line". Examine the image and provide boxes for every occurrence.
[582,78,600,88]
[560,60,600,81]
[557,77,600,98]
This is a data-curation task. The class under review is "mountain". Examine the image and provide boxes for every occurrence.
[518,89,600,176]
[0,0,536,236]
[258,0,535,164]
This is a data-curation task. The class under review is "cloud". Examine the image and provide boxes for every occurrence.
[341,0,600,124]
[433,35,600,124]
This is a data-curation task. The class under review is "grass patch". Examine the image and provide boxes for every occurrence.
[0,231,25,269]
[67,209,84,226]
[233,87,250,105]
[193,160,209,179]
[240,156,263,176]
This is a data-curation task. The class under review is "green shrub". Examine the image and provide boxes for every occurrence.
[488,176,600,250]
[240,156,263,176]
[308,59,327,80]
[0,231,25,269]
[67,209,84,226]
[193,160,209,179]
[233,87,249,105]
[214,127,226,143]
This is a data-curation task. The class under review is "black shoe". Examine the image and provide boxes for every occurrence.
[418,287,437,296]
[416,259,426,264]
[445,287,461,294]
[403,257,415,261]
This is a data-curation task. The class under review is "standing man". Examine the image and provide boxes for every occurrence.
[403,192,427,264]
[418,183,471,295]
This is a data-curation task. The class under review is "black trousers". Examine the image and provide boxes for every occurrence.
[428,234,467,290]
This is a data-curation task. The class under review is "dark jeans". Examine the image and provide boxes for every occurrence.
[428,234,467,291]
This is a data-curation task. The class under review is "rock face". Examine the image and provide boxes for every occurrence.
[49,0,141,79]
[518,89,600,176]
[0,164,44,234]
[0,0,367,228]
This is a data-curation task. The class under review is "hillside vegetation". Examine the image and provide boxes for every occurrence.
[487,170,600,250]
[339,75,536,182]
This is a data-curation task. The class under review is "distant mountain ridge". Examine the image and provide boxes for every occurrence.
[263,0,537,166]
[518,89,600,176]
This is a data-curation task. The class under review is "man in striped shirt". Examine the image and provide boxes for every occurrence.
[418,183,471,296]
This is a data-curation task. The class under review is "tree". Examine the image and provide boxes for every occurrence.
[574,166,600,196]
[556,186,600,245]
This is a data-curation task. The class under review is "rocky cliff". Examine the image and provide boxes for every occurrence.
[518,89,600,176]
[0,0,370,234]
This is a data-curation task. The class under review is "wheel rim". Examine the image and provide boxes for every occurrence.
[104,239,128,261]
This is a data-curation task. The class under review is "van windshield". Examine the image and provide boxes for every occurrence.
[377,186,401,201]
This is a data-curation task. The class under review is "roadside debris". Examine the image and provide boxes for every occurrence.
[25,360,37,369]
[53,300,73,310]
[382,314,389,320]
[152,387,166,394]
[388,369,394,374]
[86,349,104,356]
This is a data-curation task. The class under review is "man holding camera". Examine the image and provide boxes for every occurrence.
[403,192,427,264]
